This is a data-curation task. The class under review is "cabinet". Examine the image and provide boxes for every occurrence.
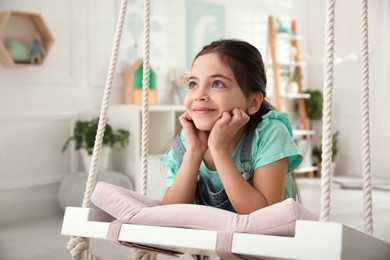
[267,16,317,177]
[0,11,54,66]
[108,104,185,200]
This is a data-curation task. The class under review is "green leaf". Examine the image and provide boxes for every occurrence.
[61,117,130,155]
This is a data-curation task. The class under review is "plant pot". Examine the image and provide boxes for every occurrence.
[80,146,111,173]
[285,82,299,94]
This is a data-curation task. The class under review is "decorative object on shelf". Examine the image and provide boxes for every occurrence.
[30,35,45,65]
[168,67,189,104]
[123,58,157,104]
[276,17,291,34]
[281,69,301,94]
[5,38,30,63]
[61,117,130,172]
[0,11,54,66]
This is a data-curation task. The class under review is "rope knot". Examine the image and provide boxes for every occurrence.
[67,236,98,260]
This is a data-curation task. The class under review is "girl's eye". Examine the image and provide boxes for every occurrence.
[212,81,224,88]
[188,81,197,89]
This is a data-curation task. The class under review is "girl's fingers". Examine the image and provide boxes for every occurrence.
[179,112,191,122]
[219,111,231,124]
[231,108,249,125]
[179,112,194,129]
[232,108,242,120]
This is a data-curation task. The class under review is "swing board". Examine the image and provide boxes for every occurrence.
[61,206,390,260]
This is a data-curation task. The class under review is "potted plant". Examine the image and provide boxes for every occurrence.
[62,117,129,172]
[281,70,302,94]
[304,89,323,121]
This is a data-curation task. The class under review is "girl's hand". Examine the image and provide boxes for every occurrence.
[179,112,208,155]
[208,108,250,151]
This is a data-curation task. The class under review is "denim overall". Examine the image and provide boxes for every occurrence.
[172,130,255,213]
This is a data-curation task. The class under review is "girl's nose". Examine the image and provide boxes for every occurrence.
[193,87,208,101]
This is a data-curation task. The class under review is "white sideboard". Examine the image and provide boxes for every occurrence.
[108,104,185,200]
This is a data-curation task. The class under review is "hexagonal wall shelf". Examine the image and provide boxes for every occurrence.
[0,11,54,66]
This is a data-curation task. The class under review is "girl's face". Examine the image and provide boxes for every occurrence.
[184,53,250,131]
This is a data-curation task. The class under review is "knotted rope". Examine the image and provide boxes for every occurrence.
[67,237,98,260]
[320,0,336,223]
[137,1,158,258]
[359,0,373,234]
[141,0,151,196]
[320,0,373,234]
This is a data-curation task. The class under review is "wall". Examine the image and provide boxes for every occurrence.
[305,0,390,178]
[0,0,388,224]
[0,0,120,223]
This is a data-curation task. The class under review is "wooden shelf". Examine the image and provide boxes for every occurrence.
[276,33,303,41]
[282,93,311,99]
[0,11,54,66]
[278,61,306,68]
[294,166,318,174]
[268,16,315,177]
[293,129,315,139]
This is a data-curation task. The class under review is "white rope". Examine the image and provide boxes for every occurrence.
[320,0,374,233]
[320,0,336,222]
[67,0,128,258]
[136,1,157,259]
[67,237,98,260]
[359,0,373,235]
[141,0,151,196]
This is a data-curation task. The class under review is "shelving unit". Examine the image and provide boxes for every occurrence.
[107,104,185,200]
[267,16,316,177]
[0,11,54,66]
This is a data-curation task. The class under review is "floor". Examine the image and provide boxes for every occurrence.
[0,178,389,260]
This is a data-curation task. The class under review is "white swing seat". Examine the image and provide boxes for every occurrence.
[61,182,390,260]
[61,207,390,260]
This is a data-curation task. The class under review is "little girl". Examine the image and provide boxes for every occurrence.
[160,39,302,214]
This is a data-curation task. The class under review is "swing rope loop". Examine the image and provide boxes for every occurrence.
[320,0,336,223]
[67,0,128,259]
[359,0,373,235]
[67,237,99,260]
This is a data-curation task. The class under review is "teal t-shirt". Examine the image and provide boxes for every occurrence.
[160,110,303,200]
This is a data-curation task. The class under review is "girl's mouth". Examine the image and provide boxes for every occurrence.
[193,107,216,114]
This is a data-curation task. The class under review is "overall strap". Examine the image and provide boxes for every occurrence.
[239,129,255,181]
[172,135,185,165]
[173,135,203,182]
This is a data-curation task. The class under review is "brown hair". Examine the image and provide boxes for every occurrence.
[193,39,274,133]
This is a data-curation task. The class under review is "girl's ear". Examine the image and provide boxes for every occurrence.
[248,92,263,115]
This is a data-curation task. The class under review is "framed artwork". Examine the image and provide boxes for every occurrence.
[186,0,225,69]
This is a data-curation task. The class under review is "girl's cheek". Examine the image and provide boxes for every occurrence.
[184,94,191,107]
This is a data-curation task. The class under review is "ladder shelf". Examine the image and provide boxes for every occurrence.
[267,16,316,177]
